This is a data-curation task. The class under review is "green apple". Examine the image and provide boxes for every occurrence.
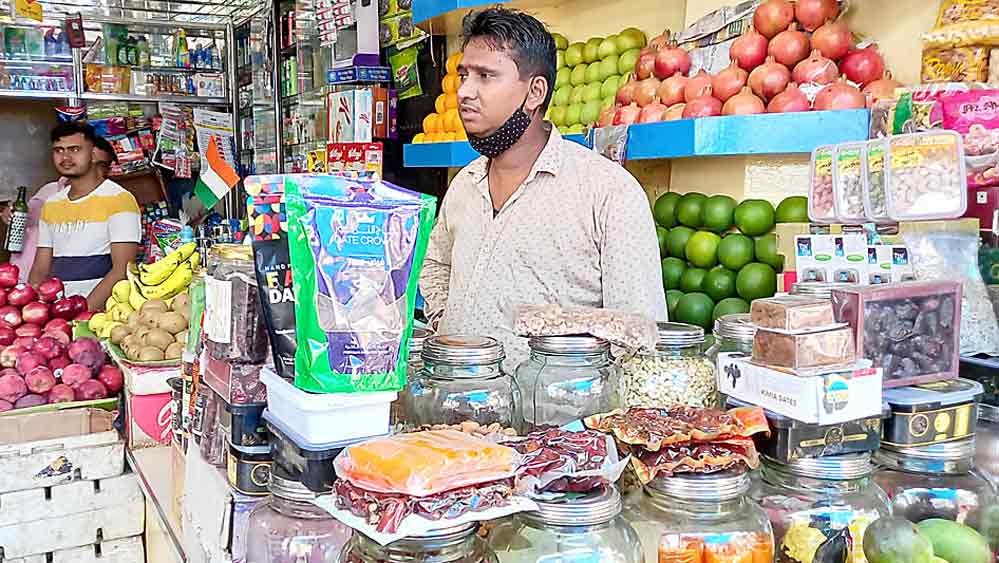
[552,32,569,50]
[569,84,586,104]
[598,35,620,59]
[553,85,571,106]
[599,55,619,81]
[570,64,587,86]
[583,37,602,63]
[565,42,585,67]
[565,103,582,126]
[600,75,620,99]
[555,67,571,89]
[584,62,602,84]
[617,28,647,51]
[583,82,602,102]
[556,50,565,70]
[581,99,602,124]
[618,48,640,75]
[550,106,567,126]
[601,95,616,110]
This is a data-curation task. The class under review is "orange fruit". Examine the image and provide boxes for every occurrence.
[442,74,460,93]
[443,109,460,132]
[434,94,446,114]
[446,52,463,75]
[444,92,458,110]
[441,132,457,142]
[422,113,442,134]
[455,128,468,141]
[412,133,426,144]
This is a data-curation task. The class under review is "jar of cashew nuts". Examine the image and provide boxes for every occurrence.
[617,322,717,409]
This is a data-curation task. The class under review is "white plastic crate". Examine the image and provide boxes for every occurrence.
[6,536,144,563]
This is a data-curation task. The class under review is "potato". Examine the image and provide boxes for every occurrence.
[122,334,141,350]
[134,327,151,342]
[175,330,188,344]
[126,346,144,361]
[143,328,174,351]
[110,325,132,345]
[137,313,158,328]
[157,312,188,335]
[164,342,184,360]
[127,311,142,328]
[138,347,164,362]
[141,299,169,314]
[171,293,191,315]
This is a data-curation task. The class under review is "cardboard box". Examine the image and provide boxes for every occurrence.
[865,244,915,285]
[371,87,397,139]
[6,536,144,563]
[327,89,375,143]
[794,234,868,284]
[0,409,124,494]
[125,390,173,449]
[327,142,383,176]
[717,352,884,425]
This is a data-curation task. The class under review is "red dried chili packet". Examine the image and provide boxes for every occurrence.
[503,428,629,496]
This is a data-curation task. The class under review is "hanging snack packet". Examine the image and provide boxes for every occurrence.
[285,174,436,393]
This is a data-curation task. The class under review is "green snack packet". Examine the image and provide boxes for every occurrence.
[390,46,422,101]
[286,174,436,393]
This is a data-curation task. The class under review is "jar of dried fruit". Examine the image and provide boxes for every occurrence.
[402,335,520,429]
[515,335,619,430]
[617,322,716,408]
[340,523,496,563]
[204,244,268,364]
[622,467,774,563]
[394,326,433,431]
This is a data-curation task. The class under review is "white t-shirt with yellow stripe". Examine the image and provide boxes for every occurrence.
[38,180,141,298]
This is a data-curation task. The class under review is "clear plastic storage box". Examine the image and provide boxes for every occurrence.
[885,131,968,221]
[833,142,870,223]
[808,145,837,224]
[882,379,983,448]
[864,138,892,223]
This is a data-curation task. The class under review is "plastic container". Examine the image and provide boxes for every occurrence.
[218,399,267,447]
[885,131,968,221]
[790,281,857,299]
[264,410,370,493]
[833,141,870,223]
[228,443,272,496]
[199,388,226,467]
[864,138,891,223]
[882,378,983,448]
[204,244,269,364]
[726,396,885,463]
[808,145,836,224]
[752,326,855,369]
[201,352,267,405]
[750,296,835,331]
[830,281,963,388]
[259,367,396,444]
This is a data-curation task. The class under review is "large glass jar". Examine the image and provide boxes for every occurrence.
[515,336,618,430]
[204,244,269,364]
[874,439,997,526]
[394,327,433,431]
[245,473,352,562]
[976,407,999,485]
[402,335,520,430]
[618,322,716,408]
[341,523,497,562]
[750,453,890,563]
[790,281,856,299]
[489,487,641,563]
[705,313,756,366]
[623,467,773,563]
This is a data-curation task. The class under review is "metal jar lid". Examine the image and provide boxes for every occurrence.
[523,486,621,526]
[790,282,855,299]
[421,334,505,365]
[713,314,757,343]
[528,335,610,355]
[409,327,434,357]
[647,467,749,501]
[269,473,319,502]
[402,522,478,540]
[877,438,976,467]
[655,322,704,348]
[771,452,874,480]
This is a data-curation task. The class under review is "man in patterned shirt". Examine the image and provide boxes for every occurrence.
[419,8,667,366]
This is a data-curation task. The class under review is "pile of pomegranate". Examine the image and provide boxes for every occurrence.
[599,0,901,127]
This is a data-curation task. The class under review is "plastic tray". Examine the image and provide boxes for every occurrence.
[808,145,837,224]
[259,367,396,444]
[832,141,870,224]
[218,400,267,447]
[883,379,982,448]
[884,131,968,221]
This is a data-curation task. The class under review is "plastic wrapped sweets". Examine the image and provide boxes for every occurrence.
[285,175,437,393]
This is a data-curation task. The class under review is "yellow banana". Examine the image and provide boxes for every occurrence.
[139,243,197,286]
[187,251,201,271]
[126,266,148,309]
[142,263,193,300]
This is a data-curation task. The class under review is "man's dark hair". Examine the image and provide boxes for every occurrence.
[462,8,557,111]
[50,121,98,145]
[93,136,119,164]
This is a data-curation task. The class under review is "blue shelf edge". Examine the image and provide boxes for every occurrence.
[414,0,507,23]
[403,133,590,168]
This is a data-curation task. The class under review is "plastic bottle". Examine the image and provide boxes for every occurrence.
[175,29,190,68]
[44,28,57,57]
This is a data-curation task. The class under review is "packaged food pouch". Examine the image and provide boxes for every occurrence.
[252,237,296,379]
[926,0,999,48]
[285,174,436,393]
[941,89,999,188]
[921,46,990,82]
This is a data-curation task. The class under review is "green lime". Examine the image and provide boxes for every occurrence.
[653,192,681,228]
[717,233,755,271]
[702,195,737,233]
[661,257,686,290]
[674,292,715,329]
[702,267,737,302]
[666,226,694,259]
[676,193,707,228]
[656,226,669,257]
[755,233,785,271]
[666,289,683,318]
[775,195,809,223]
[734,199,776,236]
[686,231,721,268]
[736,262,777,302]
[712,297,750,323]
[679,267,708,293]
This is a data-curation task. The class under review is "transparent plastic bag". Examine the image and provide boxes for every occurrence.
[513,304,658,352]
[904,231,999,355]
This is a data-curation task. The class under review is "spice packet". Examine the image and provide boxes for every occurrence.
[285,174,436,393]
[512,304,657,352]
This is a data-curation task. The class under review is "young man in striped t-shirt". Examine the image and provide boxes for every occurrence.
[29,122,141,312]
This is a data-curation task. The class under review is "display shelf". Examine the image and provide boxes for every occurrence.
[0,57,73,66]
[0,89,74,100]
[120,64,224,74]
[404,133,589,167]
[82,92,229,105]
[127,446,187,563]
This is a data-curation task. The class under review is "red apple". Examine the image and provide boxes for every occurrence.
[21,302,49,326]
[36,278,64,303]
[43,318,72,338]
[0,264,19,289]
[7,285,36,307]
[50,298,76,321]
[0,306,21,328]
[67,295,88,316]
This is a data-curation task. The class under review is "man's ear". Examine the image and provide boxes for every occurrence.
[525,75,550,115]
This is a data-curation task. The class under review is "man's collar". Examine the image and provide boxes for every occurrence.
[466,124,565,185]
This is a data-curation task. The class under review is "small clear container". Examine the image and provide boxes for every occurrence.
[864,138,892,223]
[809,145,836,224]
[340,523,496,563]
[488,487,642,563]
[403,335,520,430]
[515,335,618,430]
[623,467,774,563]
[705,313,756,366]
[750,453,890,563]
[618,322,716,409]
[204,244,269,364]
[874,439,997,527]
[245,473,353,562]
[885,131,968,221]
[833,142,870,224]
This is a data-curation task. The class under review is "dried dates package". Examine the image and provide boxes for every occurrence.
[884,131,968,221]
[285,175,437,393]
[504,428,628,496]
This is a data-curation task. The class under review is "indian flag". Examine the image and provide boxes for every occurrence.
[194,136,239,209]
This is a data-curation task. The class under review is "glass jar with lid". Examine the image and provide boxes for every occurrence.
[705,313,756,365]
[394,327,433,431]
[790,281,856,299]
[750,453,890,563]
[618,322,716,408]
[341,523,497,563]
[205,244,268,364]
[622,467,773,563]
[874,439,997,526]
[245,473,353,562]
[488,486,642,563]
[402,335,520,430]
[515,335,618,430]
[975,407,999,485]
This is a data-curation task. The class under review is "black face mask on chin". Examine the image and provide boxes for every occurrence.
[467,91,533,158]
